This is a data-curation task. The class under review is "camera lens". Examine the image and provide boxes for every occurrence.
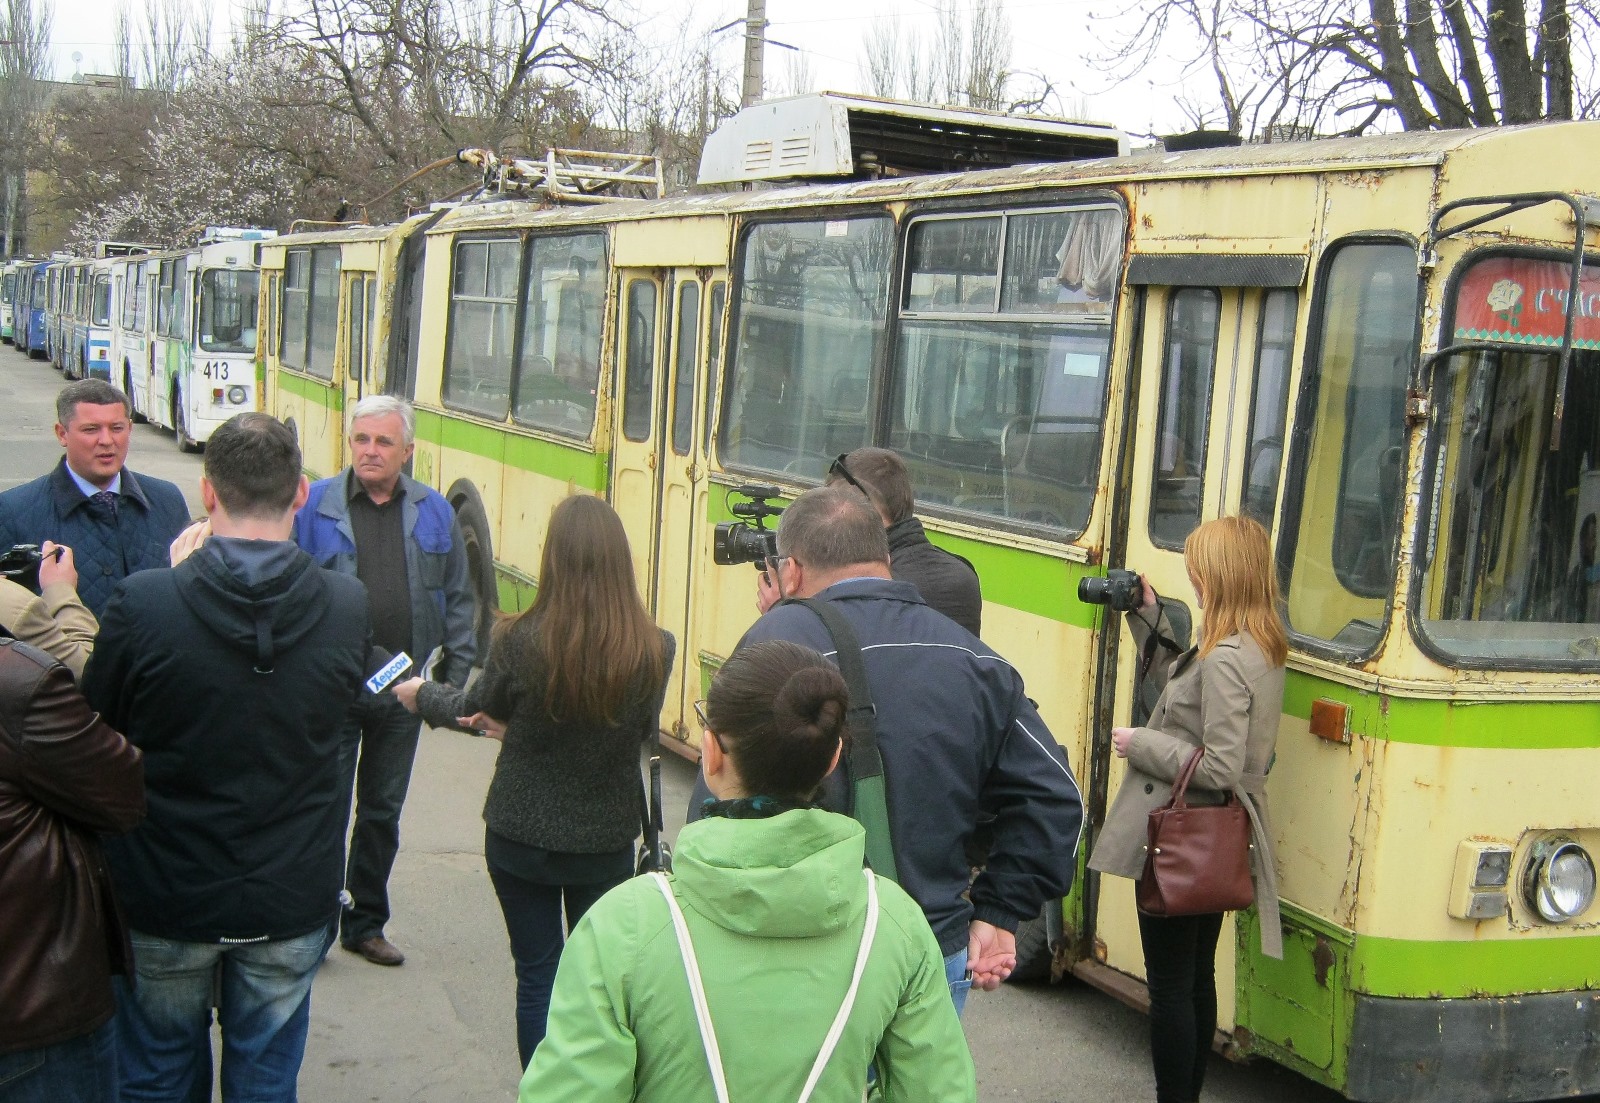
[1077,576,1108,605]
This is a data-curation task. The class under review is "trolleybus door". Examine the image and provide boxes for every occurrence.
[1093,284,1246,1014]
[610,271,668,603]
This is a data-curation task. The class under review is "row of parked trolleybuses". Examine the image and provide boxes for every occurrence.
[5,117,1600,1103]
[2,228,271,449]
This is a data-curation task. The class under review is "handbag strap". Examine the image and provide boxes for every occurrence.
[651,870,881,1103]
[779,597,899,883]
[1169,746,1207,809]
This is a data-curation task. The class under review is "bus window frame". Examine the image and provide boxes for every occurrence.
[510,229,609,442]
[716,207,897,483]
[1239,288,1299,527]
[1275,231,1423,664]
[889,197,1124,541]
[1412,242,1600,673]
[439,231,522,425]
[1147,285,1223,551]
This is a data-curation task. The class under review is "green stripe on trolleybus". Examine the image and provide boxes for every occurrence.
[274,371,343,411]
[1283,670,1600,749]
[1350,929,1600,997]
[415,410,607,491]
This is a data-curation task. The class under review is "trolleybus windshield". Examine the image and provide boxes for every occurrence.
[199,268,260,353]
[1422,253,1600,666]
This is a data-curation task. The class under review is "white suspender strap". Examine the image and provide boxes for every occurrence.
[651,869,882,1103]
[652,872,732,1103]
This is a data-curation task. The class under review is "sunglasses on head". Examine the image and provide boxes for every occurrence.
[828,454,871,499]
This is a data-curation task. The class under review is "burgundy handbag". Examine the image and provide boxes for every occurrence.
[1135,747,1255,917]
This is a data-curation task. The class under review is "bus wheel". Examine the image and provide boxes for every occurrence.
[174,397,200,454]
[125,366,147,422]
[448,480,499,665]
[1007,906,1056,984]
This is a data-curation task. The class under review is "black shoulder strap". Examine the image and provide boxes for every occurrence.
[784,598,879,778]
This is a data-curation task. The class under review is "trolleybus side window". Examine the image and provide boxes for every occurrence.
[671,282,700,455]
[443,237,519,418]
[722,216,892,479]
[1241,290,1297,526]
[200,269,259,354]
[1281,242,1419,651]
[1149,287,1221,548]
[514,232,605,437]
[1421,255,1600,665]
[307,247,341,380]
[891,206,1120,535]
[121,263,146,331]
[347,275,368,381]
[157,261,177,336]
[92,274,111,327]
[281,250,310,372]
[704,282,726,454]
[621,280,659,442]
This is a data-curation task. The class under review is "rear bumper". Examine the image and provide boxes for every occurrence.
[1346,989,1600,1103]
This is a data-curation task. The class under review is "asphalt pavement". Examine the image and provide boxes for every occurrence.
[0,347,1356,1102]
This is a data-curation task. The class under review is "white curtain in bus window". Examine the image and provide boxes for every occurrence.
[445,238,520,418]
[200,269,259,354]
[1149,288,1221,549]
[1241,290,1298,526]
[891,207,1121,535]
[722,217,892,478]
[307,248,342,381]
[515,233,605,436]
[281,252,309,371]
[1420,256,1600,665]
[1282,243,1418,653]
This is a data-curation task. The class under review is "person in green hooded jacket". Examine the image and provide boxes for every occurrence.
[518,640,977,1103]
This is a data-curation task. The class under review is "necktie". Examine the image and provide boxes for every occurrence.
[91,490,118,518]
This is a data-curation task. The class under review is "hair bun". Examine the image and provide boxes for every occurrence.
[774,665,848,741]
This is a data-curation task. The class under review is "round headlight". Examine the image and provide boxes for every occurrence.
[1523,839,1596,923]
[227,385,249,405]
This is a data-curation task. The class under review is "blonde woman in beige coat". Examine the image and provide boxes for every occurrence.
[1088,516,1287,1103]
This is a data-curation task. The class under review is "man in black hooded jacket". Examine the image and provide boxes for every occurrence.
[82,413,371,1102]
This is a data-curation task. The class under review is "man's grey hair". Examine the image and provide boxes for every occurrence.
[348,395,415,444]
[776,486,890,571]
[57,379,132,426]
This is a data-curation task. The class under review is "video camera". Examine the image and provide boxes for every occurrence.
[0,544,47,592]
[713,485,784,566]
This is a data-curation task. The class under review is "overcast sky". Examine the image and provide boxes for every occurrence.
[53,0,1198,135]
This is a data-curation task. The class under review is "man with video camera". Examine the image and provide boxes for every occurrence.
[696,486,1083,1012]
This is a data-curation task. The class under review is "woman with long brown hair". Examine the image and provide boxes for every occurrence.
[393,494,672,1070]
[1088,515,1288,1103]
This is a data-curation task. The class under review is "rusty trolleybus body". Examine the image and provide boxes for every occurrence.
[262,123,1600,1102]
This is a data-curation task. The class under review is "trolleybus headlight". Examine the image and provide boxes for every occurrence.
[1522,838,1596,923]
[227,385,248,405]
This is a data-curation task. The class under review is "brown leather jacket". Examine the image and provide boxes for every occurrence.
[0,638,144,1053]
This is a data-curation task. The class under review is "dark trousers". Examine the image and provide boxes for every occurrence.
[1138,909,1225,1103]
[339,694,424,945]
[487,862,622,1072]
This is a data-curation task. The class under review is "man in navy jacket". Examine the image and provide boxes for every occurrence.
[0,379,188,617]
[698,486,1083,1014]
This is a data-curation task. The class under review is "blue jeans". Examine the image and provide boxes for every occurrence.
[944,948,971,1018]
[115,925,332,1103]
[340,694,423,945]
[0,1018,117,1103]
[487,863,622,1071]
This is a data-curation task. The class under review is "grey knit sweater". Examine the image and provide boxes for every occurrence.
[415,617,675,854]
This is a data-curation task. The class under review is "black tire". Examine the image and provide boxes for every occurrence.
[125,365,147,422]
[175,395,201,454]
[447,480,499,664]
[1007,908,1055,984]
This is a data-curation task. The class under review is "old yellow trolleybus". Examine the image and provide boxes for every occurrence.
[261,122,1600,1102]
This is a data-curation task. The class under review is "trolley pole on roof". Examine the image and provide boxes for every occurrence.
[741,0,766,108]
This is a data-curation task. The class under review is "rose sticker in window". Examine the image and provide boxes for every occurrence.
[1487,278,1524,329]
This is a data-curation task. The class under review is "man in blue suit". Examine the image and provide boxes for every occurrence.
[0,380,188,617]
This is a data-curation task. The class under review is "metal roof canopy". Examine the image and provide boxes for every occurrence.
[697,92,1130,186]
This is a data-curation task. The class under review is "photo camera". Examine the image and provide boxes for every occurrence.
[713,485,783,566]
[1077,567,1143,613]
[0,544,48,593]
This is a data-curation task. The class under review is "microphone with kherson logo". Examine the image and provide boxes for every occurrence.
[365,652,414,694]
